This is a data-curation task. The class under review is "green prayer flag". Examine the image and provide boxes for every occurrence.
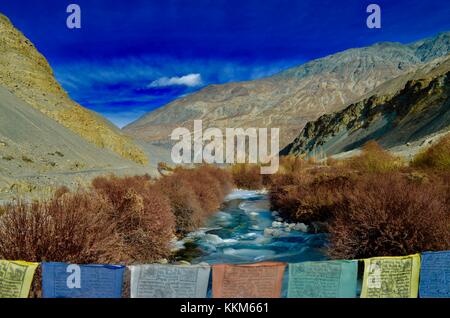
[288,260,358,298]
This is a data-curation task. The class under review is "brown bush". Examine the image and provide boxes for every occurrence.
[345,141,404,173]
[328,173,450,259]
[412,134,450,170]
[158,165,233,233]
[92,175,175,263]
[326,157,341,167]
[279,155,308,174]
[53,186,70,199]
[0,192,120,264]
[269,169,355,223]
[197,165,234,197]
[158,175,204,234]
[0,191,125,298]
[230,164,263,189]
[173,165,233,216]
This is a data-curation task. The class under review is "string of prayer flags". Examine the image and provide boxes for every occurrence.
[0,260,39,298]
[4,249,450,298]
[41,262,125,298]
[212,262,286,298]
[361,254,420,298]
[419,251,450,298]
[129,264,210,298]
[287,260,358,298]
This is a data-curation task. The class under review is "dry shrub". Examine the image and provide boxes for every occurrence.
[0,191,120,264]
[158,175,204,234]
[198,165,234,197]
[279,155,308,174]
[92,175,175,263]
[307,156,317,165]
[172,168,220,214]
[173,165,233,216]
[412,134,450,170]
[328,173,450,259]
[230,163,263,189]
[438,171,450,203]
[53,186,70,199]
[269,169,354,223]
[158,165,233,233]
[0,191,124,298]
[326,157,342,167]
[346,141,404,173]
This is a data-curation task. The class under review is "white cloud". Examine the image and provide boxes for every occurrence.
[148,73,203,88]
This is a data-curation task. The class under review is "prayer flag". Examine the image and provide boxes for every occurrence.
[42,262,125,298]
[361,254,420,298]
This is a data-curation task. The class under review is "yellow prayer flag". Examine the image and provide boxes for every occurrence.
[361,254,420,298]
[0,260,39,298]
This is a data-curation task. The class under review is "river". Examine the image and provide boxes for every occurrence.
[175,189,329,296]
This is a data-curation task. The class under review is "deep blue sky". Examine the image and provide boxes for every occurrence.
[1,0,449,127]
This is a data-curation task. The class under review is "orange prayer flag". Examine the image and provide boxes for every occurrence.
[212,262,286,298]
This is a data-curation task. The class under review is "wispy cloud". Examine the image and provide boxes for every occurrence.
[149,73,203,88]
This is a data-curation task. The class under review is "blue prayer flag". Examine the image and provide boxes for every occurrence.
[42,262,125,298]
[419,251,450,298]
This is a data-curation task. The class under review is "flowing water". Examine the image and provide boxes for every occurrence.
[175,189,329,296]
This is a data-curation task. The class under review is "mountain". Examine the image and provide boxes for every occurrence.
[0,85,141,180]
[124,32,450,148]
[281,54,450,158]
[0,14,147,164]
[0,82,170,200]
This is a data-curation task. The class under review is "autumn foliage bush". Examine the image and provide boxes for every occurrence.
[269,168,355,224]
[159,165,234,234]
[230,163,263,189]
[91,175,176,263]
[0,191,126,297]
[278,155,308,174]
[0,191,120,264]
[328,173,450,259]
[345,141,404,173]
[412,134,450,170]
[158,176,204,234]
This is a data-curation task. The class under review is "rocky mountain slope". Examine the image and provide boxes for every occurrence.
[0,14,147,164]
[124,32,450,148]
[0,84,148,195]
[281,54,450,157]
[0,86,136,176]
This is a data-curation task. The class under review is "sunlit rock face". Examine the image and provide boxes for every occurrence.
[0,14,147,164]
